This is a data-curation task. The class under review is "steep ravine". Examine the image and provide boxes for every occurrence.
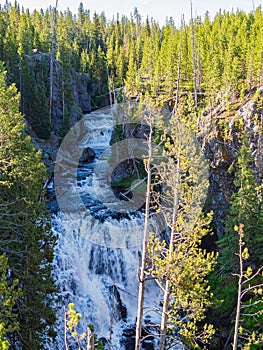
[32,86,263,348]
[203,87,263,238]
[108,90,263,239]
[48,106,161,350]
[24,51,110,169]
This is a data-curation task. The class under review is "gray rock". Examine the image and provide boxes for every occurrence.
[79,147,96,164]
[25,52,109,144]
[202,90,263,237]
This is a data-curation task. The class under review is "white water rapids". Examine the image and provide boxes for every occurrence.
[49,106,161,349]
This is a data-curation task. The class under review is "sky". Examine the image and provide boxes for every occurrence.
[1,0,261,26]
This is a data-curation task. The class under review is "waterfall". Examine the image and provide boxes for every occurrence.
[49,106,160,349]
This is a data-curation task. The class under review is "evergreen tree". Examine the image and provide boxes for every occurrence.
[232,224,263,350]
[214,134,263,347]
[0,4,263,348]
[148,116,216,349]
[135,105,155,350]
[223,134,263,268]
[0,2,262,118]
[0,254,21,350]
[124,44,137,97]
[31,80,50,140]
[0,67,57,349]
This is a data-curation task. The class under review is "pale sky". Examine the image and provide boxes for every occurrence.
[1,0,261,26]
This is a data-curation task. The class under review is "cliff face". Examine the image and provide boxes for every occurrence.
[24,52,110,168]
[203,87,263,237]
[109,89,263,238]
[25,52,110,142]
[27,53,262,238]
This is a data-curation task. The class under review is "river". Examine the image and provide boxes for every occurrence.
[49,105,161,349]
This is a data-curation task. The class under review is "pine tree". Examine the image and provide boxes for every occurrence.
[135,106,155,350]
[0,254,21,349]
[124,44,137,98]
[215,134,263,347]
[116,46,126,86]
[0,67,57,349]
[223,135,263,267]
[148,116,216,349]
[232,224,263,350]
[31,80,50,140]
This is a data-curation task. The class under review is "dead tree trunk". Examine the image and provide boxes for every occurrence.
[232,225,243,350]
[173,16,183,115]
[248,49,253,91]
[49,0,58,126]
[106,65,113,107]
[64,306,69,350]
[135,114,153,350]
[159,133,181,350]
[87,327,94,350]
[190,1,198,116]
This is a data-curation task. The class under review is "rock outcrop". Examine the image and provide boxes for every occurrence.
[79,147,96,165]
[26,53,86,136]
[202,87,263,237]
[24,52,110,168]
[109,88,263,238]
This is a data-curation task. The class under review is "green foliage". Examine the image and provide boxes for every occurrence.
[0,2,262,348]
[148,116,217,348]
[211,135,263,346]
[66,302,82,339]
[209,269,237,318]
[0,67,57,349]
[0,3,261,125]
[215,135,263,305]
[233,225,263,349]
[65,303,104,349]
[225,135,263,265]
[22,57,50,139]
[60,106,70,139]
[0,254,22,349]
[31,80,50,139]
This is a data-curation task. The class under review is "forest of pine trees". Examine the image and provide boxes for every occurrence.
[0,64,57,349]
[0,1,263,349]
[0,2,262,120]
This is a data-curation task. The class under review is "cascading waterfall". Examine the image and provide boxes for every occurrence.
[49,106,161,349]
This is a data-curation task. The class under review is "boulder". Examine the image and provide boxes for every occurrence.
[79,147,96,164]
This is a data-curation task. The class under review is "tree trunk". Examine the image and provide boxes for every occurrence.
[64,307,69,350]
[173,17,183,115]
[248,51,253,90]
[190,1,198,116]
[87,327,94,350]
[233,226,243,350]
[159,147,181,350]
[107,65,113,107]
[62,68,65,118]
[49,0,58,125]
[19,56,24,114]
[135,116,153,350]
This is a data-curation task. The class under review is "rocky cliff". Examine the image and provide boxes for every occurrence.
[24,52,110,168]
[109,89,263,238]
[203,87,263,237]
[27,55,262,239]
